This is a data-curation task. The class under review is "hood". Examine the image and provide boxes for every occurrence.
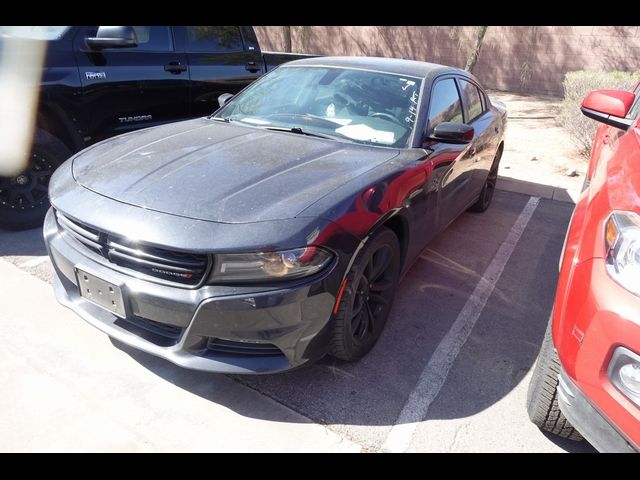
[72,118,400,223]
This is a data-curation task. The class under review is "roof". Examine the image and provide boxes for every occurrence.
[283,56,469,80]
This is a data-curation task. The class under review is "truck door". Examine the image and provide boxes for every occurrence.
[73,26,190,142]
[178,26,265,117]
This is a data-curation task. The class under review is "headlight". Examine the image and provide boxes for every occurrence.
[604,211,640,295]
[209,246,333,284]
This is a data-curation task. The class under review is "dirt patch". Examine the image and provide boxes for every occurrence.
[488,90,587,203]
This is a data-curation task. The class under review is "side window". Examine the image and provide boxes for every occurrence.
[185,26,244,53]
[626,82,640,119]
[128,27,173,52]
[239,26,260,51]
[459,79,484,123]
[428,78,463,134]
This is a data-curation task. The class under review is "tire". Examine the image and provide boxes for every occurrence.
[329,227,401,362]
[0,128,72,230]
[526,314,583,441]
[468,143,503,213]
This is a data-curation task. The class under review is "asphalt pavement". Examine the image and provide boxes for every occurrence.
[0,187,596,452]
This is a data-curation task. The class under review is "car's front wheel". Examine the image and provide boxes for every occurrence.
[0,128,71,230]
[526,314,583,441]
[329,227,400,361]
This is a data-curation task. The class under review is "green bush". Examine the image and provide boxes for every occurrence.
[559,71,640,157]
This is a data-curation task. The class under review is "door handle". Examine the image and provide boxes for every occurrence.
[245,61,260,73]
[164,62,187,74]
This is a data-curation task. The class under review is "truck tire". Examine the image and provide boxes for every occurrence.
[527,314,583,441]
[0,128,72,230]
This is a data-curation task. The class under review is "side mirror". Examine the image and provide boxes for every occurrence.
[86,26,138,50]
[429,122,474,144]
[218,93,234,108]
[581,89,635,130]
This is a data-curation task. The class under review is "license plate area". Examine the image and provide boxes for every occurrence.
[75,267,127,318]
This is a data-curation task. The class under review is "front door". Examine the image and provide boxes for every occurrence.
[73,26,190,142]
[424,77,475,230]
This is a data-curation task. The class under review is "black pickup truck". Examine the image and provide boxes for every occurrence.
[0,26,312,230]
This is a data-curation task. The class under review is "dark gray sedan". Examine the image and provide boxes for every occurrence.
[45,56,506,374]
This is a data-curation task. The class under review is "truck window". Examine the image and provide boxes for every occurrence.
[185,26,244,53]
[128,26,173,52]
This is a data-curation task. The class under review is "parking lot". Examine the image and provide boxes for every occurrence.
[0,184,596,452]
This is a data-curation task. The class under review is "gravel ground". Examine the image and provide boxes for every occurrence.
[488,90,587,203]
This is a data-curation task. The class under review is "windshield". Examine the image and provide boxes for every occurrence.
[0,26,69,41]
[215,65,422,148]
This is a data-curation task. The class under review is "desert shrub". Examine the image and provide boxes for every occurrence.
[559,71,640,157]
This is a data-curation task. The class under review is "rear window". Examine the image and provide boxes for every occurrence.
[459,79,484,122]
[186,26,244,53]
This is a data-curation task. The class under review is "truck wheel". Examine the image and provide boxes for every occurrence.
[329,227,400,361]
[526,314,583,441]
[0,128,72,230]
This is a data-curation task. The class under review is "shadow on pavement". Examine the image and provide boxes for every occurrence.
[0,227,47,256]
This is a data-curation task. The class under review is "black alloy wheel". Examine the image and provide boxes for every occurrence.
[330,227,400,361]
[0,128,71,230]
[0,152,54,212]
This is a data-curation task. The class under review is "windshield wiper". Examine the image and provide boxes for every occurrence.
[263,126,333,139]
[210,116,231,123]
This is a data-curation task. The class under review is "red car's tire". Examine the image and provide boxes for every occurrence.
[527,314,583,441]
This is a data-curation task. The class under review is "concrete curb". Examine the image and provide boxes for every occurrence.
[496,176,577,204]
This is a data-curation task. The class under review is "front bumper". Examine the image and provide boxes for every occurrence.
[44,208,340,374]
[555,258,640,449]
[557,368,637,453]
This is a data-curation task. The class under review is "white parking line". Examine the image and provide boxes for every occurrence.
[19,256,50,268]
[381,196,540,453]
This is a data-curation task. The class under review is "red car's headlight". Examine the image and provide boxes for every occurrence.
[605,211,640,295]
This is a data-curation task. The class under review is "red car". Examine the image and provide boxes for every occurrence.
[527,84,640,452]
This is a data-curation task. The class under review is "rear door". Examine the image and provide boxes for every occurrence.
[456,77,495,198]
[179,26,265,117]
[73,26,190,142]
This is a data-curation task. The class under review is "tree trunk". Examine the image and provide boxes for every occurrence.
[298,26,310,53]
[282,26,292,53]
[465,26,488,72]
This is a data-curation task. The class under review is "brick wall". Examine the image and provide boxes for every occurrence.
[254,26,640,96]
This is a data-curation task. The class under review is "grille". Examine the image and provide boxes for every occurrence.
[56,211,209,286]
[55,211,102,254]
[207,338,283,357]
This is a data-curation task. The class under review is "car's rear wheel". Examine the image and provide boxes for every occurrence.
[329,227,400,361]
[0,128,71,231]
[526,313,583,441]
[469,143,503,213]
